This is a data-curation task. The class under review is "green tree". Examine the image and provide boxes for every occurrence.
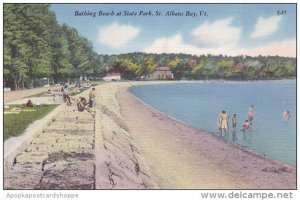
[191,61,206,79]
[168,57,187,80]
[46,20,72,83]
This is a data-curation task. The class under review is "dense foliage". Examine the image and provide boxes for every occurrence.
[4,4,296,90]
[4,4,104,90]
[111,53,296,80]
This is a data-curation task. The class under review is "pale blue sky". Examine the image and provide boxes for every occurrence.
[51,4,296,57]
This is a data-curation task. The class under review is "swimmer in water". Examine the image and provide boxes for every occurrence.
[283,110,290,120]
[242,120,250,132]
[232,114,237,132]
[248,105,254,125]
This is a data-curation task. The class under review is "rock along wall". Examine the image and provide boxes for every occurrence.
[4,106,96,189]
[94,84,158,189]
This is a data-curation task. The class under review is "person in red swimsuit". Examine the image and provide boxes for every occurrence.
[243,120,250,132]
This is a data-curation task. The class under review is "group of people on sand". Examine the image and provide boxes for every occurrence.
[44,83,96,113]
[44,83,93,106]
[59,83,94,107]
[76,87,96,113]
[22,87,96,114]
[218,105,254,135]
[44,85,73,104]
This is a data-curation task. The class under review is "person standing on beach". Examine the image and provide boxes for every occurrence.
[63,85,72,106]
[89,88,96,108]
[248,105,254,125]
[232,114,237,132]
[219,111,229,135]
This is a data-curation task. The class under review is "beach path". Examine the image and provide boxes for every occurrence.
[4,86,61,103]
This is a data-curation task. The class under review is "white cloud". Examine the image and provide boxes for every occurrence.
[98,22,140,48]
[145,18,241,55]
[144,17,294,57]
[144,34,201,55]
[251,16,282,38]
[145,34,239,55]
[145,34,295,57]
[191,18,241,47]
[241,39,296,57]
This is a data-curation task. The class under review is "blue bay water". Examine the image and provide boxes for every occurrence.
[129,80,296,166]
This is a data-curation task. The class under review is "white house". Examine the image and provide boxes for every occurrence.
[103,72,121,81]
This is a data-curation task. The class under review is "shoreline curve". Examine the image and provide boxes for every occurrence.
[116,81,296,189]
[127,85,295,168]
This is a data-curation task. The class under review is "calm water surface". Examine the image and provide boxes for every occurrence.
[130,80,296,166]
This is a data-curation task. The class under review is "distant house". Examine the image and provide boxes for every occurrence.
[233,63,244,72]
[151,66,173,80]
[103,72,121,81]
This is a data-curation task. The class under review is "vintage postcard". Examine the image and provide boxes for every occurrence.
[2,2,296,194]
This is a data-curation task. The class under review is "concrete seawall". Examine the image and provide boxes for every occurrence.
[4,81,296,189]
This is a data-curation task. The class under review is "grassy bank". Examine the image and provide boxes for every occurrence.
[4,104,58,141]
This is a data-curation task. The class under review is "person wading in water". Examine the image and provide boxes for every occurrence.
[219,110,229,136]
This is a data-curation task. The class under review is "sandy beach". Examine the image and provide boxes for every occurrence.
[112,81,296,189]
[4,81,296,189]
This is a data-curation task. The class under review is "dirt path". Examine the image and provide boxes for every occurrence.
[4,86,61,103]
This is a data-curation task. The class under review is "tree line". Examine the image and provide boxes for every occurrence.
[4,4,296,90]
[4,4,105,90]
[109,53,296,80]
